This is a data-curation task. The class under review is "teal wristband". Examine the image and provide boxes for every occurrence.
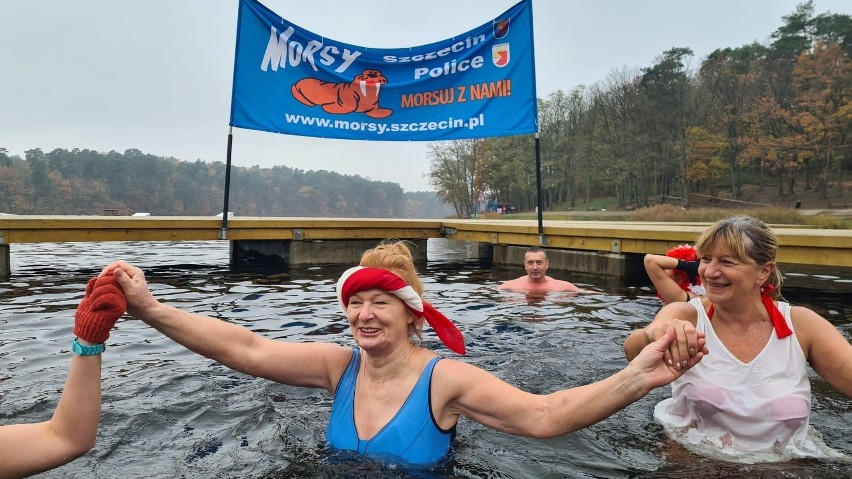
[72,337,105,356]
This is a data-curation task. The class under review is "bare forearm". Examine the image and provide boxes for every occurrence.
[624,329,650,361]
[51,353,101,451]
[644,254,678,271]
[136,302,260,368]
[114,263,257,365]
[0,353,102,478]
[536,366,649,437]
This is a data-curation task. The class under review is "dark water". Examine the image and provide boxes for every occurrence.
[2,239,852,478]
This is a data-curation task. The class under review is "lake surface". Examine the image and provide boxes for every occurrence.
[2,239,852,478]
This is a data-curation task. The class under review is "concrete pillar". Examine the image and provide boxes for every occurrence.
[493,245,644,277]
[230,239,428,268]
[465,241,493,260]
[231,240,290,269]
[0,244,9,279]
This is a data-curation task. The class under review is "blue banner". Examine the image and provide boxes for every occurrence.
[230,0,537,141]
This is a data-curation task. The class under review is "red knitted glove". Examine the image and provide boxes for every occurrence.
[73,271,128,344]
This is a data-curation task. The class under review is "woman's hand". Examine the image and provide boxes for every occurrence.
[646,319,705,371]
[633,327,707,388]
[102,261,161,320]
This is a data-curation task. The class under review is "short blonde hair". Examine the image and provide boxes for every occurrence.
[695,215,783,299]
[358,240,425,343]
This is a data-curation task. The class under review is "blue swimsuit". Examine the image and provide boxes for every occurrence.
[326,348,456,465]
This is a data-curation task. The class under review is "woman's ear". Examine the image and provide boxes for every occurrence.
[757,261,774,285]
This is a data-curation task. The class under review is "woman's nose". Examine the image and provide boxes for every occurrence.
[358,303,374,319]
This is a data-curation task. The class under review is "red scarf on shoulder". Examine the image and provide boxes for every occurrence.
[707,284,792,338]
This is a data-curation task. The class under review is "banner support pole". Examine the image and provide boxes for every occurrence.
[219,126,234,240]
[534,133,544,244]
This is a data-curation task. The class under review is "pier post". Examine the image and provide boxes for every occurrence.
[230,239,428,269]
[0,244,8,279]
[465,241,493,260]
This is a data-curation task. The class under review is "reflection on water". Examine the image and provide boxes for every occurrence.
[2,239,852,478]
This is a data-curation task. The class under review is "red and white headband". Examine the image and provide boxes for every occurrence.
[336,266,466,355]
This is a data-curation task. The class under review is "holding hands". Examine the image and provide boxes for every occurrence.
[624,305,708,376]
[643,318,705,372]
[74,270,127,344]
[628,327,707,390]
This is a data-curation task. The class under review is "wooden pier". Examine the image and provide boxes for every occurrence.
[1,215,851,278]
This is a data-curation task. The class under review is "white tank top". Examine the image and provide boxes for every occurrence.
[654,298,844,462]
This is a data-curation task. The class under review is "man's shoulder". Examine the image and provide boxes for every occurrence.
[499,277,529,290]
[545,277,579,292]
[500,276,527,288]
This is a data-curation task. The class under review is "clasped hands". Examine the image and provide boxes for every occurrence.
[74,270,128,344]
[647,319,707,372]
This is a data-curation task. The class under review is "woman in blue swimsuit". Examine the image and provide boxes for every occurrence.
[107,241,705,466]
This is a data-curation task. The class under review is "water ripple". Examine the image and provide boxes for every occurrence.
[2,239,851,478]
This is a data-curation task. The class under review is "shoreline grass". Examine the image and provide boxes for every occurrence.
[494,205,852,229]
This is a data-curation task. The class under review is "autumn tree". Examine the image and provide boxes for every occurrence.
[761,1,820,192]
[699,44,768,197]
[684,126,726,196]
[793,40,852,199]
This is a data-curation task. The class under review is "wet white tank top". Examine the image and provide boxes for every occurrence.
[654,298,844,462]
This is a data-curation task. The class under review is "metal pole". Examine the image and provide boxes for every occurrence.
[219,126,234,240]
[534,133,544,243]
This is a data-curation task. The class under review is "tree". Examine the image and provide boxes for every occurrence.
[699,43,768,198]
[25,148,50,213]
[481,134,538,211]
[793,40,852,198]
[684,126,726,194]
[0,147,11,168]
[538,88,589,209]
[0,167,27,212]
[638,47,697,206]
[586,67,649,207]
[427,139,490,218]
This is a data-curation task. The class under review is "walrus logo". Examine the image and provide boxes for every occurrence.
[291,69,392,118]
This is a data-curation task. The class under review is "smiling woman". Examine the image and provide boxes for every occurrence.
[624,214,852,463]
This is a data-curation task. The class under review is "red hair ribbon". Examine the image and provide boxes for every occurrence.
[707,283,792,339]
[337,266,466,355]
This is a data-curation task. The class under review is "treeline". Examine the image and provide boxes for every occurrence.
[428,2,852,217]
[0,147,452,218]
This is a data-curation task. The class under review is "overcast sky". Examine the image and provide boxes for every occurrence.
[1,0,849,192]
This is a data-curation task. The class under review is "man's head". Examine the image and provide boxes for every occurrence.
[523,247,549,282]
